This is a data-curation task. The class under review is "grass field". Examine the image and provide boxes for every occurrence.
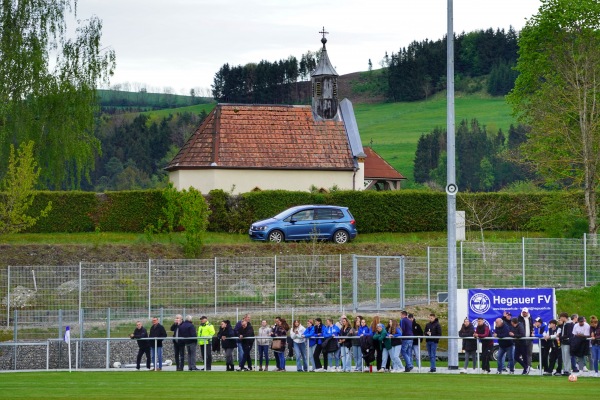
[0,371,594,398]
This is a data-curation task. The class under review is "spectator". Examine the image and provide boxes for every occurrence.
[218,320,236,371]
[510,317,529,374]
[458,317,476,373]
[518,307,534,369]
[373,323,392,373]
[533,317,548,373]
[425,313,442,373]
[180,315,198,371]
[400,311,414,372]
[312,318,324,371]
[170,314,185,371]
[197,316,215,370]
[544,319,563,376]
[370,315,383,371]
[238,319,255,371]
[474,317,492,373]
[558,312,574,376]
[148,317,167,371]
[590,315,599,378]
[130,321,151,370]
[410,313,423,369]
[571,316,591,374]
[338,317,353,372]
[322,318,340,371]
[387,318,403,373]
[351,316,363,372]
[494,317,514,374]
[303,319,316,372]
[290,319,308,372]
[257,320,272,371]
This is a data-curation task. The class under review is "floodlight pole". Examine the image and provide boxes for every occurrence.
[446,0,459,370]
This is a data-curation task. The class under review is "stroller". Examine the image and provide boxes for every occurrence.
[360,335,375,369]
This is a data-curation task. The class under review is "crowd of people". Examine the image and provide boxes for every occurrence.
[129,309,600,377]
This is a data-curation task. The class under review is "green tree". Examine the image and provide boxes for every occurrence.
[0,0,116,189]
[0,141,52,234]
[179,187,210,258]
[507,0,600,233]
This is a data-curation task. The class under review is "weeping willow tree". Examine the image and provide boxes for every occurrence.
[0,0,115,189]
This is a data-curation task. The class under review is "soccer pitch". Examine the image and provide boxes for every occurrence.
[0,371,594,399]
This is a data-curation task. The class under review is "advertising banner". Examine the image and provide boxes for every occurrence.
[467,288,555,332]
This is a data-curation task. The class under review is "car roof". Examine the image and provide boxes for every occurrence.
[288,205,347,210]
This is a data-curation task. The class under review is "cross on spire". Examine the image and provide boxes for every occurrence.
[319,26,329,40]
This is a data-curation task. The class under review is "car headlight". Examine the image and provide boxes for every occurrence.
[253,225,268,231]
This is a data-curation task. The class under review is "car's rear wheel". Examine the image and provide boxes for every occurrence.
[332,230,349,244]
[268,230,284,243]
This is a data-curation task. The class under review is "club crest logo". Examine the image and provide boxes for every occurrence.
[469,292,491,314]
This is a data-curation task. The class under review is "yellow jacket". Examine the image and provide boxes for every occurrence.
[197,322,215,345]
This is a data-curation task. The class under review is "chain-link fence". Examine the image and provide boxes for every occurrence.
[1,236,599,341]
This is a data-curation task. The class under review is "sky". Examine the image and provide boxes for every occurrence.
[74,0,542,95]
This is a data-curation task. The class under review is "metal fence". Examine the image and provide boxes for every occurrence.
[1,236,599,340]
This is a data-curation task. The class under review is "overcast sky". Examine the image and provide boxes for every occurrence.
[75,0,542,95]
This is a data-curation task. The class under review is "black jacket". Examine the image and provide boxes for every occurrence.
[560,321,574,345]
[425,318,442,343]
[511,322,527,348]
[131,327,150,349]
[459,323,476,352]
[179,320,197,345]
[149,323,167,347]
[239,324,255,349]
[218,323,237,349]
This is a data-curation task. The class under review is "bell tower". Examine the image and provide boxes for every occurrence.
[311,27,339,120]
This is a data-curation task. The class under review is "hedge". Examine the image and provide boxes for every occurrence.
[5,189,573,234]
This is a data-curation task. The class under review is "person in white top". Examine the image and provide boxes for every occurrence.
[257,320,272,371]
[571,316,591,374]
[290,320,308,372]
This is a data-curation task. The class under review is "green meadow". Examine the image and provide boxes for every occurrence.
[353,93,516,187]
[0,371,593,399]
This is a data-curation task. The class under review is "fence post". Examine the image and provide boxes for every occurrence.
[427,247,431,305]
[148,259,152,319]
[522,237,526,288]
[6,266,10,328]
[352,255,357,312]
[376,256,381,311]
[214,257,218,315]
[58,309,63,339]
[460,241,463,289]
[339,254,342,314]
[400,256,405,310]
[13,309,17,370]
[106,308,111,370]
[584,233,588,287]
[274,255,277,313]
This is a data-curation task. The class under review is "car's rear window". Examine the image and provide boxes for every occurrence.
[315,208,344,220]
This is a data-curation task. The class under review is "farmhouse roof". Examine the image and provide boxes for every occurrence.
[363,147,406,180]
[165,103,355,171]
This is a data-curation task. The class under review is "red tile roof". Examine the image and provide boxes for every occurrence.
[363,147,406,180]
[166,104,355,171]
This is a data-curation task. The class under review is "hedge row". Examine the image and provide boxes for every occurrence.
[16,189,563,234]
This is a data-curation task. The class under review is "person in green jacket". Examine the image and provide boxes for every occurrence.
[198,316,216,370]
[373,323,392,372]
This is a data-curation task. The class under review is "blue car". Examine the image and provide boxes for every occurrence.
[249,205,357,244]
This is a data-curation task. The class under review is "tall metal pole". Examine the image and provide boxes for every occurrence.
[446,0,459,370]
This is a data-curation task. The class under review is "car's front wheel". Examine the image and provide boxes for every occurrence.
[268,230,284,243]
[332,230,349,244]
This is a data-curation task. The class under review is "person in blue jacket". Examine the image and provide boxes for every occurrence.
[303,319,316,371]
[533,317,549,374]
[322,318,340,371]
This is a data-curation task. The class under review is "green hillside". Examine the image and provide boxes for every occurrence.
[139,93,517,188]
[354,93,516,187]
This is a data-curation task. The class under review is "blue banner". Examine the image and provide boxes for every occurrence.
[467,288,554,332]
